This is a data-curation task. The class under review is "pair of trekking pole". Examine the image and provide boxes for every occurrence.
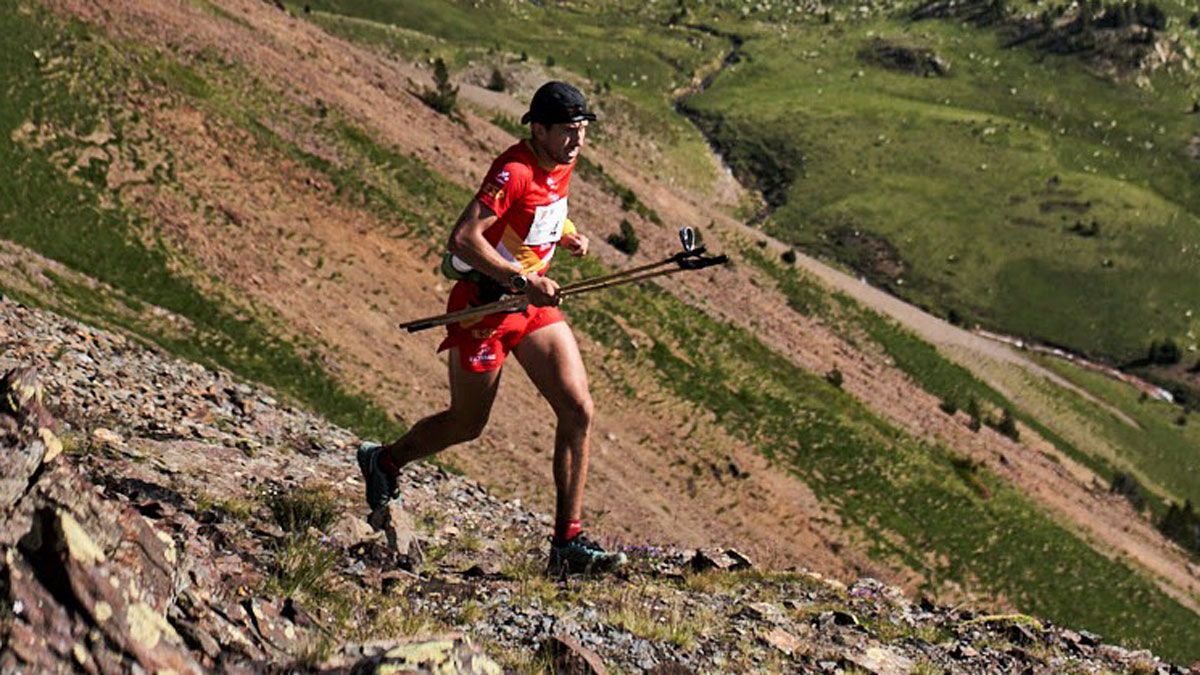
[398,227,728,333]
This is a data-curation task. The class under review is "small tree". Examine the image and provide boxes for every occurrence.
[826,368,844,388]
[1148,338,1182,365]
[486,67,507,93]
[1110,471,1147,511]
[607,219,640,254]
[993,407,1019,441]
[965,397,982,432]
[421,58,458,116]
[1159,500,1200,554]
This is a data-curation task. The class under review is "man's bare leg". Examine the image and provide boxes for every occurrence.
[381,348,503,471]
[513,322,594,534]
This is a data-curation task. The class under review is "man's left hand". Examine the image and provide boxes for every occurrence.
[561,232,589,257]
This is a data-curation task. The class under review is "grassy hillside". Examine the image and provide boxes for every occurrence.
[556,251,1200,662]
[301,0,727,193]
[683,6,1200,365]
[1036,353,1200,507]
[4,0,1200,663]
[0,1,410,439]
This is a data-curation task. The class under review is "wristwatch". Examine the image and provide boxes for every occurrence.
[508,273,529,292]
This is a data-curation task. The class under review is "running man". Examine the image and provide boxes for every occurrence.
[358,81,626,575]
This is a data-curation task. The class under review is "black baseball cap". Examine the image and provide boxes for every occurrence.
[521,81,597,125]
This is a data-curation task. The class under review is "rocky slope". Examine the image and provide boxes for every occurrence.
[5,0,1200,665]
[3,299,1194,672]
[17,0,1198,617]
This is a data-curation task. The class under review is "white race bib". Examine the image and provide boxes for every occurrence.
[525,198,569,246]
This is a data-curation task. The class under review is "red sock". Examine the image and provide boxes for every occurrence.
[378,448,401,476]
[553,519,582,546]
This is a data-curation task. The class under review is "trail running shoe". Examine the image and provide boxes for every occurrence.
[548,534,628,576]
[356,442,399,512]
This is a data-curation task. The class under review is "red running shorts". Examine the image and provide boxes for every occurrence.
[437,280,564,373]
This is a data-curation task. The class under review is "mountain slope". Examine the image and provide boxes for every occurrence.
[5,296,1194,672]
[2,0,1199,663]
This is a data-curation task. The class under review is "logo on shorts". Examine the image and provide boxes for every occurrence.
[496,170,511,184]
[468,345,498,368]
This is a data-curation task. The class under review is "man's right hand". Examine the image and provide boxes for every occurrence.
[525,275,561,307]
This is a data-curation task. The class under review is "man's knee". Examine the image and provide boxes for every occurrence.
[446,410,489,443]
[557,394,594,430]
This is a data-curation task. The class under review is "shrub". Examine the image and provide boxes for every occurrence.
[826,367,844,388]
[990,407,1020,441]
[267,484,339,533]
[420,57,458,116]
[1158,500,1200,554]
[1148,338,1181,365]
[1110,471,1146,511]
[965,397,982,432]
[607,219,640,254]
[619,187,638,212]
[545,54,556,67]
[486,67,507,93]
[951,456,991,499]
[1135,0,1167,29]
[269,533,339,600]
[781,249,797,265]
[1067,220,1100,237]
[939,399,959,416]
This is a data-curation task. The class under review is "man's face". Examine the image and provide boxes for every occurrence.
[532,120,588,165]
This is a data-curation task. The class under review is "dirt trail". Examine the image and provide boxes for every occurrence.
[38,0,1200,609]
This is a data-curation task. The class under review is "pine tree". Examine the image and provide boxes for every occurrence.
[995,408,1019,441]
[421,58,458,116]
[486,67,507,93]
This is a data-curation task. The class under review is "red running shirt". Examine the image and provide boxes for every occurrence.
[455,141,576,276]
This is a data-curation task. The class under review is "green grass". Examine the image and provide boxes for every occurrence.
[0,1,402,439]
[553,252,1200,664]
[298,0,728,193]
[303,10,451,63]
[685,13,1200,364]
[739,244,832,318]
[741,241,1174,511]
[1035,354,1200,508]
[843,300,1122,475]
